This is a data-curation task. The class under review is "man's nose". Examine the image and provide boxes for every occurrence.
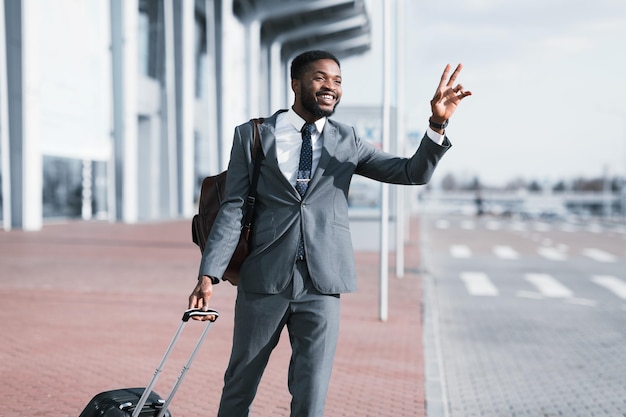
[321,81,335,92]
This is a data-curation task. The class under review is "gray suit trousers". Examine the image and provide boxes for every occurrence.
[217,260,341,417]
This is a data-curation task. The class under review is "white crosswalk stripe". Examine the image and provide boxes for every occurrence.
[582,248,617,263]
[493,245,519,260]
[592,276,626,299]
[435,219,450,229]
[587,224,604,234]
[485,221,501,231]
[450,245,472,258]
[533,222,552,232]
[524,273,573,298]
[454,272,626,304]
[460,272,499,296]
[511,222,527,231]
[559,224,579,233]
[447,243,621,264]
[538,247,567,261]
[460,220,475,230]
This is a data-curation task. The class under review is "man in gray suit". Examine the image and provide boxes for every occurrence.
[189,50,471,416]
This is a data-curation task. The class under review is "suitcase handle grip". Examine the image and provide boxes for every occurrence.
[182,308,219,322]
[132,308,220,417]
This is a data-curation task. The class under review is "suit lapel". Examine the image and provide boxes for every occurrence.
[257,114,299,196]
[306,121,338,196]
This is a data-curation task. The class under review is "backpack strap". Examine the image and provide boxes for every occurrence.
[242,118,265,240]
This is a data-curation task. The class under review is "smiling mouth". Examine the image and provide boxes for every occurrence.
[316,92,336,105]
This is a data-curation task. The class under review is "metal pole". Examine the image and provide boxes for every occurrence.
[379,0,393,322]
[623,118,626,221]
[81,159,93,220]
[109,0,122,223]
[603,165,611,219]
[395,0,406,278]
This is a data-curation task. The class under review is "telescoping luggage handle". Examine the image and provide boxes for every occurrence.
[131,308,219,417]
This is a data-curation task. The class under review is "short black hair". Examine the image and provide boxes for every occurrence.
[290,50,341,80]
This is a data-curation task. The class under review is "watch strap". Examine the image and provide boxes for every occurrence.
[429,117,449,130]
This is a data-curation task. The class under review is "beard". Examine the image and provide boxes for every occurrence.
[300,86,339,118]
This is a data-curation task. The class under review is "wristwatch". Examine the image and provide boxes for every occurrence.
[429,117,448,130]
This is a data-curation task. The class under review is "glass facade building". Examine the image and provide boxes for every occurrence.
[0,0,370,230]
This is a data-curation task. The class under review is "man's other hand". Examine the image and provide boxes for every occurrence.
[189,275,215,321]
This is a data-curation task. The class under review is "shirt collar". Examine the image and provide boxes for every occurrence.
[287,107,327,134]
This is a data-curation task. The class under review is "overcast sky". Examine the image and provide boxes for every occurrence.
[340,0,626,187]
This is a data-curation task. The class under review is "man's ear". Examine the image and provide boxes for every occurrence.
[291,79,299,95]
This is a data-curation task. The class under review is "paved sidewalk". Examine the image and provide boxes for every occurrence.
[0,218,426,417]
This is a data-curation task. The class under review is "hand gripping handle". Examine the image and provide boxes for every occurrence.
[182,307,219,322]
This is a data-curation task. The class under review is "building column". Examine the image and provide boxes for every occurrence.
[110,0,139,223]
[178,0,195,218]
[246,19,261,118]
[218,0,246,171]
[22,0,43,231]
[203,0,219,177]
[163,0,178,217]
[0,0,11,229]
[4,0,43,231]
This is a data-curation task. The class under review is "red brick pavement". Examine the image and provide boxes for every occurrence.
[0,218,425,417]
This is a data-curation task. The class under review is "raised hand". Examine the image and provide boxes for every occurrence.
[430,63,472,125]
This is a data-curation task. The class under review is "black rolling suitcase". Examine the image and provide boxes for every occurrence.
[79,308,219,417]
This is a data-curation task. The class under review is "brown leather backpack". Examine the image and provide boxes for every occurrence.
[191,118,264,285]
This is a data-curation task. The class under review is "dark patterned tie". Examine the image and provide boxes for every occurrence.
[296,123,315,259]
[296,123,315,197]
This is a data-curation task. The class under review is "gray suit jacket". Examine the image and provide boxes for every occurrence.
[199,110,451,294]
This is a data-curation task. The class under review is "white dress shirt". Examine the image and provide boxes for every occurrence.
[275,108,445,186]
[275,109,326,188]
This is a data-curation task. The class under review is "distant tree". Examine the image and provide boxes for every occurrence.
[552,181,567,193]
[572,178,603,192]
[528,180,542,193]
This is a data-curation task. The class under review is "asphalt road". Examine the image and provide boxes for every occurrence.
[420,206,626,417]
